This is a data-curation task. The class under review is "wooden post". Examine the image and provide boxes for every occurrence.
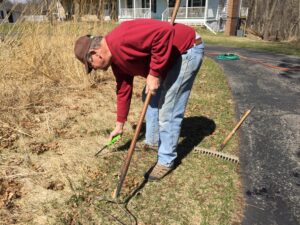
[185,0,188,19]
[225,0,240,36]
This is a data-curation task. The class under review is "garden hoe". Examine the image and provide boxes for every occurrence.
[95,134,121,157]
[112,0,182,200]
[193,107,254,164]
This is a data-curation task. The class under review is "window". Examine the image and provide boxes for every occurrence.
[188,0,205,7]
[151,0,156,13]
[142,0,150,8]
[169,0,175,7]
[105,3,111,10]
[127,0,133,8]
[0,10,4,19]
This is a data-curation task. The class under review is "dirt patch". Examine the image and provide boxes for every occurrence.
[43,180,65,191]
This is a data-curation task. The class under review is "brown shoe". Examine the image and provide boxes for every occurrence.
[146,163,173,181]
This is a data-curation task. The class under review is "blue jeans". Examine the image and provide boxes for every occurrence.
[145,43,204,167]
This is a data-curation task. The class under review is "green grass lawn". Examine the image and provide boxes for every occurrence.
[197,27,300,57]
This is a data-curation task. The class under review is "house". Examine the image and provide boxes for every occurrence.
[0,0,22,23]
[117,0,244,33]
[0,0,6,23]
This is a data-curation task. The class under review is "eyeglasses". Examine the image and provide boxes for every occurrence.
[86,35,95,69]
[86,51,94,69]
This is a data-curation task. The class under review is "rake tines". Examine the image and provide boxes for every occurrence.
[193,147,240,164]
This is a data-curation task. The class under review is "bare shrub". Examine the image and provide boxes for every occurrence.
[0,19,116,126]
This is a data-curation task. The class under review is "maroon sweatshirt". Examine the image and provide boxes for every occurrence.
[105,19,196,122]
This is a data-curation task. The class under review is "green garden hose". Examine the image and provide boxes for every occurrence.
[216,53,240,60]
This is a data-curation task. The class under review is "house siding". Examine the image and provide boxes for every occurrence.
[207,0,219,20]
[154,0,168,19]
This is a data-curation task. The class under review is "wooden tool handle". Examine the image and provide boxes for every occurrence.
[219,107,254,151]
[113,92,152,199]
[170,0,181,25]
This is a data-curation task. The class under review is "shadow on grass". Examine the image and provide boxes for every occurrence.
[175,116,216,167]
[115,123,146,152]
[115,116,216,162]
[115,116,215,157]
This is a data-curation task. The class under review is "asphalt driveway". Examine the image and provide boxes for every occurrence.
[206,45,300,225]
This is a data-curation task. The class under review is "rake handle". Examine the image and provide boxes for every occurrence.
[219,107,254,151]
[113,92,152,199]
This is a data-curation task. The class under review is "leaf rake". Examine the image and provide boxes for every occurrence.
[194,107,254,164]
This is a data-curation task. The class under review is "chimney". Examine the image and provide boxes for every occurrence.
[225,0,240,36]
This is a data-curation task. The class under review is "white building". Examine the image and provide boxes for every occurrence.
[118,0,229,32]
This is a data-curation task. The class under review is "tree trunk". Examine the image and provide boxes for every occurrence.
[97,0,104,20]
[74,0,81,21]
[245,0,300,41]
[111,0,118,21]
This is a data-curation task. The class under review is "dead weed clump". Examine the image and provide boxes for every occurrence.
[0,178,22,224]
[0,178,22,210]
[29,141,59,155]
[0,128,19,149]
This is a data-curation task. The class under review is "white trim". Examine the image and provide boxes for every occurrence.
[204,0,208,22]
[134,0,136,18]
[185,0,188,18]
[204,21,217,34]
[118,0,121,20]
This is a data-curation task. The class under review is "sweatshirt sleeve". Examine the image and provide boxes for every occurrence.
[112,66,134,123]
[149,26,174,77]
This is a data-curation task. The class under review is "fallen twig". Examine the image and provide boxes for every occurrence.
[0,100,44,112]
[2,171,48,180]
[0,120,34,138]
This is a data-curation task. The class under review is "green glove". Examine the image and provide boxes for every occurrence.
[107,133,122,146]
[95,134,121,157]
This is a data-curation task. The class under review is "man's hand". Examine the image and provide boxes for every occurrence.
[109,122,124,141]
[146,74,160,95]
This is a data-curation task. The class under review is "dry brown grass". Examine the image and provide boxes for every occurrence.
[0,20,124,224]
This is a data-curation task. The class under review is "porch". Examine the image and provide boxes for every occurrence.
[118,0,168,21]
[118,0,219,26]
[119,8,151,19]
[162,7,206,21]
